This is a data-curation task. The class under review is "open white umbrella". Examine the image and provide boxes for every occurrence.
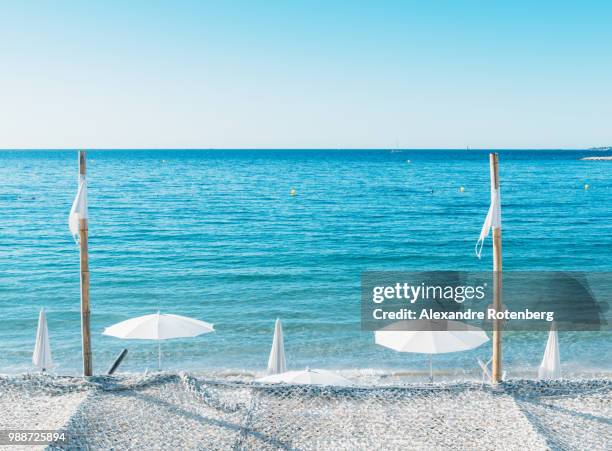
[267,318,286,375]
[32,308,53,372]
[103,312,214,370]
[538,322,560,380]
[375,320,489,382]
[256,368,353,386]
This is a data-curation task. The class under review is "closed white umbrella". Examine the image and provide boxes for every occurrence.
[32,308,53,372]
[375,320,489,382]
[267,318,286,375]
[538,323,560,380]
[103,312,214,370]
[256,368,353,386]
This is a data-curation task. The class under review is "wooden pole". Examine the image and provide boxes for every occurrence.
[79,151,93,376]
[490,153,503,384]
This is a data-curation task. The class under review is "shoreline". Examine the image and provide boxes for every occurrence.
[1,373,609,449]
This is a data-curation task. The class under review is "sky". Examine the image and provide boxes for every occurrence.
[0,1,611,149]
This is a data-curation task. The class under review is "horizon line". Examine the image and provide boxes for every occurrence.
[0,147,608,151]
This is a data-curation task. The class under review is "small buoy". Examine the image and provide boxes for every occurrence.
[290,188,297,196]
[584,184,590,190]
[459,186,465,193]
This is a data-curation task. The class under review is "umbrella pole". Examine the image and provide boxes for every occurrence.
[490,153,503,384]
[158,340,161,371]
[78,151,93,377]
[429,355,433,383]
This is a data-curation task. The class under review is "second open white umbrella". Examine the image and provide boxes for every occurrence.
[103,312,214,370]
[375,320,489,382]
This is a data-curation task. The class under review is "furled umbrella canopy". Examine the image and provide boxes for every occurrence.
[267,318,286,375]
[32,308,53,371]
[538,323,561,380]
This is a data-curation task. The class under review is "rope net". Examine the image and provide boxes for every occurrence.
[1,374,608,450]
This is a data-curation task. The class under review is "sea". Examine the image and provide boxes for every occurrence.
[0,149,610,378]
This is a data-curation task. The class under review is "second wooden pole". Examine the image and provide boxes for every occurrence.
[490,153,503,384]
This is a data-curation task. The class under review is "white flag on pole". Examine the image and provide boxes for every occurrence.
[475,188,501,259]
[69,174,88,243]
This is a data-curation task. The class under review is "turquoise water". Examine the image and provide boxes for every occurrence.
[0,150,610,376]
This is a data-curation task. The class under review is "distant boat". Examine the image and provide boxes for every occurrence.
[391,139,402,153]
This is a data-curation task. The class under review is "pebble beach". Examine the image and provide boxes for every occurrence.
[1,373,609,450]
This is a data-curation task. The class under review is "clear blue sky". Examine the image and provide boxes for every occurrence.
[1,1,611,149]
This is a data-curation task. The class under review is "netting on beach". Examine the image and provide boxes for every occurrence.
[1,374,609,450]
[177,375,612,450]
